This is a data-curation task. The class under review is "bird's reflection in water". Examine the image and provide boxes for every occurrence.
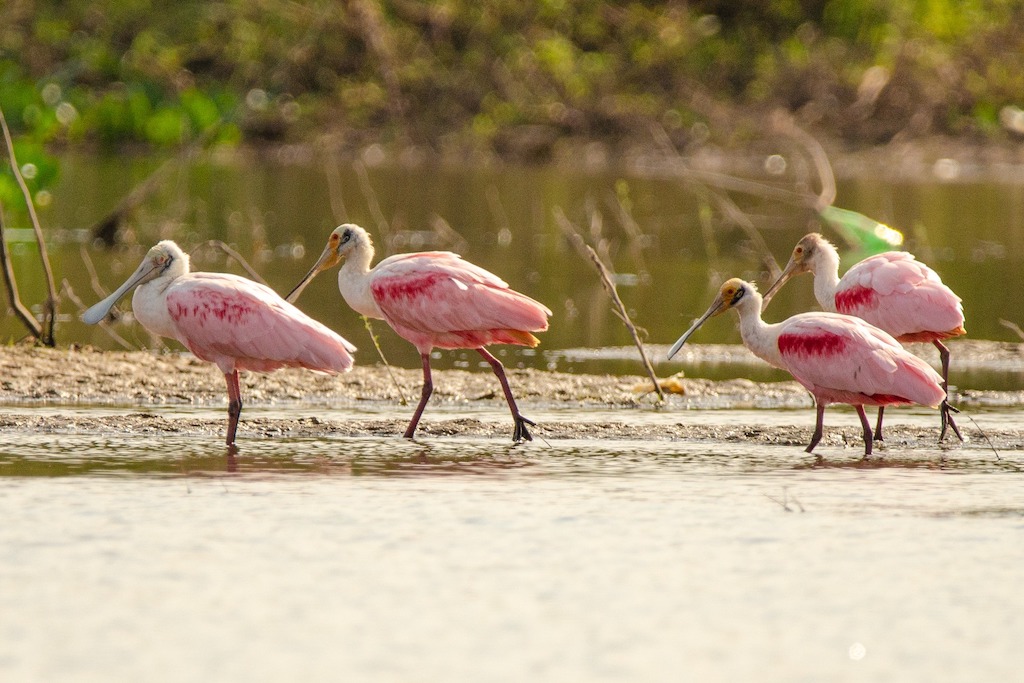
[348,440,533,477]
[203,439,533,478]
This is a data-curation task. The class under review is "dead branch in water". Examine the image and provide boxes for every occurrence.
[0,203,44,340]
[60,279,134,350]
[0,104,58,345]
[554,207,664,402]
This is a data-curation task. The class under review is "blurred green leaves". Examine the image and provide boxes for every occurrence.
[0,0,1022,159]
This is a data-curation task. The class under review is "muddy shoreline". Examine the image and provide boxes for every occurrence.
[2,344,1022,450]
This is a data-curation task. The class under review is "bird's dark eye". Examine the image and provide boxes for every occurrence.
[731,286,745,304]
[341,229,352,244]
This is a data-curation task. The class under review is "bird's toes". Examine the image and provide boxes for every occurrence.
[513,416,536,443]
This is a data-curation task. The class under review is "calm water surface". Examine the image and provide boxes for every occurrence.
[1,422,1022,682]
[3,151,1024,680]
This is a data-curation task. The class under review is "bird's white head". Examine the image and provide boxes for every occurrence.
[667,278,761,359]
[761,233,837,308]
[81,240,189,325]
[286,223,373,303]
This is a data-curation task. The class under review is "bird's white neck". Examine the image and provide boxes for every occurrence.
[810,246,842,311]
[337,238,384,319]
[133,271,183,341]
[734,294,784,368]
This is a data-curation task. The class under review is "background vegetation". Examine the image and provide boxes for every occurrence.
[3,0,1024,162]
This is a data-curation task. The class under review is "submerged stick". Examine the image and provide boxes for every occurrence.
[60,279,134,350]
[0,203,43,339]
[0,104,58,345]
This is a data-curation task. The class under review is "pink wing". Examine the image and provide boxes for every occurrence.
[775,312,945,408]
[166,273,356,374]
[369,252,551,352]
[835,252,964,341]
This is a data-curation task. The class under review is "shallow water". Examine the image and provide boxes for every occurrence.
[1,407,1022,682]
[4,150,1024,680]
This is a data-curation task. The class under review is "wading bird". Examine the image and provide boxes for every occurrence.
[761,233,965,441]
[668,278,946,457]
[82,241,356,445]
[287,224,550,442]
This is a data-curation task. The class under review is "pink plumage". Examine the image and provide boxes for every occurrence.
[82,241,355,445]
[774,312,946,410]
[668,278,945,456]
[834,251,964,343]
[763,233,965,441]
[168,273,355,374]
[368,252,550,353]
[289,224,551,442]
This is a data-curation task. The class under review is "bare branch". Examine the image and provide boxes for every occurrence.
[554,207,664,401]
[0,103,58,345]
[0,202,43,339]
[60,279,134,350]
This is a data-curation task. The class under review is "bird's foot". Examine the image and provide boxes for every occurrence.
[512,415,536,443]
[939,401,964,442]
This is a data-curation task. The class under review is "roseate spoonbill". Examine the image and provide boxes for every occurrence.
[761,233,965,441]
[668,278,946,456]
[82,241,356,445]
[287,224,551,442]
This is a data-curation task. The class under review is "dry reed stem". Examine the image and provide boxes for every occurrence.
[554,207,664,401]
[60,279,134,350]
[0,203,43,339]
[0,104,58,345]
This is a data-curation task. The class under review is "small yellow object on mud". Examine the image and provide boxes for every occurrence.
[633,371,686,395]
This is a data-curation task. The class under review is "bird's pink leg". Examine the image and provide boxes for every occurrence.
[806,403,825,453]
[404,353,433,439]
[856,405,874,457]
[224,370,242,446]
[934,340,963,442]
[477,348,536,442]
[874,406,886,442]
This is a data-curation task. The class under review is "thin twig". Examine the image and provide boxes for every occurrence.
[772,111,837,211]
[60,279,134,350]
[79,244,109,299]
[191,240,268,285]
[959,411,1001,460]
[354,160,391,249]
[999,318,1024,341]
[323,146,349,223]
[0,103,58,345]
[362,315,408,405]
[607,188,651,285]
[0,202,43,338]
[584,245,662,401]
[554,207,664,401]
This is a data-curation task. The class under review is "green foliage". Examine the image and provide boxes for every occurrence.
[0,0,1022,158]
